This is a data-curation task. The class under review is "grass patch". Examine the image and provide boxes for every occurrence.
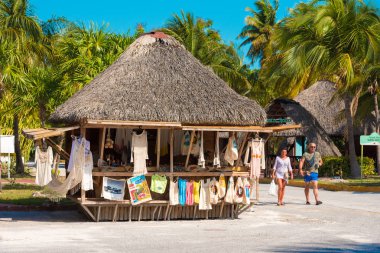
[0,183,74,206]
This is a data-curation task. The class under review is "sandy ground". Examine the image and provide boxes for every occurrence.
[0,185,379,253]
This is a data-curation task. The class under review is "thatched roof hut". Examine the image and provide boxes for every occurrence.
[294,81,344,136]
[50,32,266,126]
[266,98,342,156]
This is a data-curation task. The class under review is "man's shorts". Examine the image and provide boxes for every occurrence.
[304,172,318,182]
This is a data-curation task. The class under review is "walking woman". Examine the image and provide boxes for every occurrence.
[271,148,293,206]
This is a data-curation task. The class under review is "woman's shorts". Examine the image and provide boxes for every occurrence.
[304,172,318,182]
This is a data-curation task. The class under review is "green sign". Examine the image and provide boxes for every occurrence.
[360,132,380,146]
[266,118,292,123]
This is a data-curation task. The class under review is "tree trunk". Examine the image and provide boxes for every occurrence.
[344,95,360,178]
[13,115,24,174]
[374,87,380,175]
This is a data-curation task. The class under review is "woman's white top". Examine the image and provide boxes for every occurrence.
[273,156,292,179]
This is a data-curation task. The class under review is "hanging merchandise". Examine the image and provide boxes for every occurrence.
[131,130,149,175]
[191,132,200,155]
[169,178,179,205]
[178,178,187,206]
[199,178,212,210]
[198,131,205,168]
[213,132,221,168]
[242,177,251,205]
[225,177,235,204]
[173,130,183,156]
[181,131,191,155]
[35,146,53,186]
[82,151,94,191]
[186,181,194,205]
[244,139,265,179]
[68,137,90,172]
[150,174,168,194]
[127,175,152,205]
[218,174,226,198]
[115,128,132,163]
[234,177,244,203]
[193,181,200,204]
[209,177,219,205]
[224,135,238,166]
[104,128,114,149]
[102,177,126,201]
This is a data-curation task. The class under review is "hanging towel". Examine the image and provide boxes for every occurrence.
[169,179,179,205]
[150,174,168,194]
[243,177,251,205]
[193,181,200,204]
[198,131,205,168]
[213,132,221,167]
[224,135,238,166]
[234,177,244,203]
[225,177,235,204]
[218,174,226,198]
[186,181,194,205]
[178,178,187,206]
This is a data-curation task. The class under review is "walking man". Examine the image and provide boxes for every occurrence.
[299,143,323,205]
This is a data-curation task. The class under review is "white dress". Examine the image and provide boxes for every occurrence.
[244,140,266,179]
[199,179,212,210]
[35,146,53,186]
[131,130,149,175]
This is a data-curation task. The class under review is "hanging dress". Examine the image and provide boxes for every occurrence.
[243,177,251,205]
[225,177,235,204]
[218,174,226,198]
[234,177,244,203]
[199,179,212,210]
[169,179,179,205]
[131,130,149,175]
[209,177,219,205]
[35,146,53,186]
[244,139,265,179]
[186,181,194,205]
[193,181,200,204]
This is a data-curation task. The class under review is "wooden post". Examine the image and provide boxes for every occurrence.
[156,129,161,169]
[185,130,195,169]
[236,132,249,166]
[80,125,86,203]
[99,128,106,160]
[256,178,260,202]
[170,129,174,173]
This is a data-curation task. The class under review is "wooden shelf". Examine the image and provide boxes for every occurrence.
[92,171,249,177]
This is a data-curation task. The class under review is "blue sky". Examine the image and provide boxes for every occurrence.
[31,0,379,63]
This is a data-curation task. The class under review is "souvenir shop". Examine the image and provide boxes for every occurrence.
[23,32,299,221]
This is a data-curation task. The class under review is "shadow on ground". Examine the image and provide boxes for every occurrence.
[270,243,380,252]
[0,210,87,222]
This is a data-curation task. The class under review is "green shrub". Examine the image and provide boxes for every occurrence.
[319,156,376,178]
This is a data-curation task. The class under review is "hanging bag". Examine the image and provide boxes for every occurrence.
[268,179,277,196]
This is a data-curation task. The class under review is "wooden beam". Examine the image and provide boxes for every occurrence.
[184,130,195,169]
[92,171,250,177]
[80,125,86,203]
[156,129,161,169]
[236,132,249,166]
[46,138,70,161]
[80,204,96,221]
[83,119,181,129]
[169,129,174,173]
[182,125,273,133]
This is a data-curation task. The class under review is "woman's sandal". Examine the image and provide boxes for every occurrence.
[306,201,311,205]
[316,201,323,205]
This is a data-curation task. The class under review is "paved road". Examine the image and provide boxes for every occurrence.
[0,185,379,253]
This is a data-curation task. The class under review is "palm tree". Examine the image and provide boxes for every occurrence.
[163,11,252,95]
[239,0,279,65]
[272,0,380,178]
[0,0,45,174]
